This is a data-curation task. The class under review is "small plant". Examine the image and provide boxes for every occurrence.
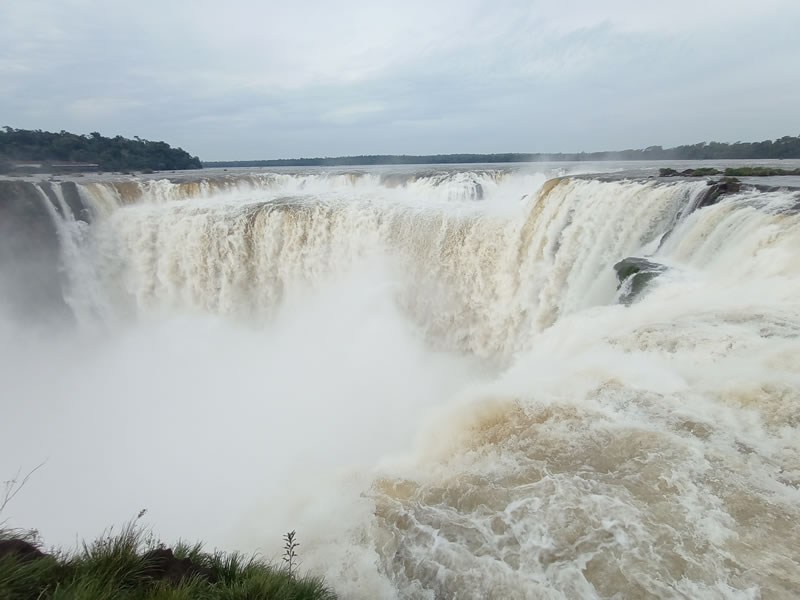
[283,530,300,577]
[1,463,44,523]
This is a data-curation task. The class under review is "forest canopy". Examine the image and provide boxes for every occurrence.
[0,127,202,172]
[205,135,800,167]
[4,129,799,171]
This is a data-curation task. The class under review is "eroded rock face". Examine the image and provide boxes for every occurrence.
[613,257,668,304]
[0,539,47,563]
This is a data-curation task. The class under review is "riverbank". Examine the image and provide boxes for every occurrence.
[660,166,800,177]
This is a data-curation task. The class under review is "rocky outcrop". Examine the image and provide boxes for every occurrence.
[0,539,47,563]
[695,178,742,209]
[140,548,215,584]
[656,178,744,251]
[614,257,668,304]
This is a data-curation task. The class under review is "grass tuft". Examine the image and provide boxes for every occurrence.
[0,523,336,600]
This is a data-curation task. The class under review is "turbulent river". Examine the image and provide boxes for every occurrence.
[1,163,800,599]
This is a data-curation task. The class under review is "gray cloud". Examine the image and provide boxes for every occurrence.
[1,0,799,160]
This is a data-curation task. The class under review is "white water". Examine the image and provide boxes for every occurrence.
[1,167,800,598]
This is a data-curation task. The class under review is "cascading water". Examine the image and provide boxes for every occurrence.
[1,166,799,599]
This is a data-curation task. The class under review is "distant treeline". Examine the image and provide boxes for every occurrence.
[0,127,202,172]
[205,135,800,167]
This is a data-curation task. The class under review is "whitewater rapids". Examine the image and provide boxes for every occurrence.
[1,165,800,599]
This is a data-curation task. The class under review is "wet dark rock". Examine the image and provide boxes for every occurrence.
[0,539,47,563]
[696,177,742,209]
[614,257,668,304]
[140,548,215,584]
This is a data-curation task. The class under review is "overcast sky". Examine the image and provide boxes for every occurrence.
[1,0,799,160]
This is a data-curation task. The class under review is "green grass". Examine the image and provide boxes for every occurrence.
[659,167,722,177]
[723,166,800,177]
[0,525,336,600]
[687,167,722,176]
[660,166,800,178]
